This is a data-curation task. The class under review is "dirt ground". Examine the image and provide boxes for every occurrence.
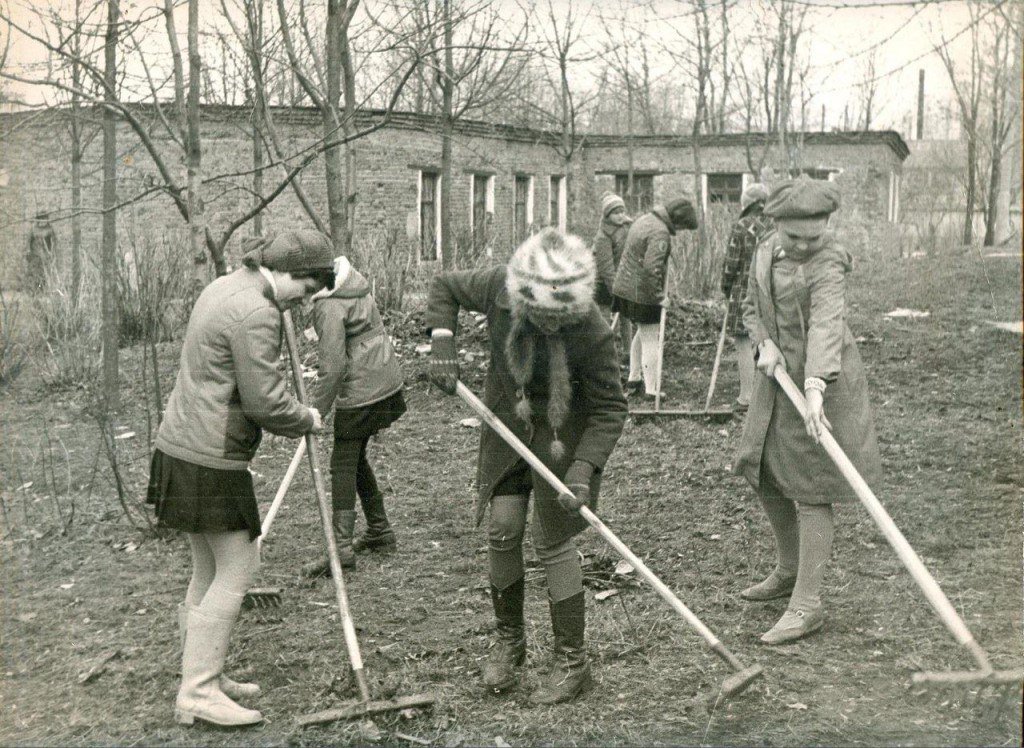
[1,250,1021,746]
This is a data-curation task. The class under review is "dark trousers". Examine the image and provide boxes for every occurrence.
[329,436,381,512]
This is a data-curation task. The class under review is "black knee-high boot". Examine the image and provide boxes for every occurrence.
[530,591,592,704]
[481,578,526,694]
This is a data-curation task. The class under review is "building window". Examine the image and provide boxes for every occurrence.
[706,173,745,205]
[469,173,495,253]
[797,168,838,181]
[419,170,440,262]
[514,174,533,246]
[548,175,566,230]
[614,174,654,214]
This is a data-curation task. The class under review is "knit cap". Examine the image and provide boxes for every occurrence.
[505,228,596,318]
[601,192,626,219]
[666,195,699,230]
[740,183,769,212]
[241,230,335,273]
[764,178,840,219]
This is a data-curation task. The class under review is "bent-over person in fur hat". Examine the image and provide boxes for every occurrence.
[426,228,627,704]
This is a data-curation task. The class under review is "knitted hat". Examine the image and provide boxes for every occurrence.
[601,192,626,219]
[666,195,699,230]
[740,183,769,212]
[240,230,335,273]
[505,228,596,318]
[764,178,840,220]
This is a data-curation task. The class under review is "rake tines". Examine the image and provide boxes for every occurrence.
[912,665,1024,721]
[243,587,283,622]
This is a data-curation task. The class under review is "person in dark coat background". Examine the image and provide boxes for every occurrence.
[735,178,882,645]
[302,254,407,577]
[26,211,56,293]
[720,183,772,412]
[592,192,633,358]
[426,228,627,705]
[611,196,699,400]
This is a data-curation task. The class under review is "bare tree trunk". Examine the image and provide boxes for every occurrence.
[964,133,976,246]
[102,0,120,411]
[323,0,351,255]
[70,0,83,304]
[440,0,454,268]
[340,14,358,257]
[186,0,214,280]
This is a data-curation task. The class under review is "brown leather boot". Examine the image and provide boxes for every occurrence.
[481,578,526,694]
[302,509,357,578]
[351,493,396,553]
[530,592,593,705]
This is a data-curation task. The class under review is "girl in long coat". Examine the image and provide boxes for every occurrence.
[426,228,627,704]
[735,179,882,645]
[303,255,407,575]
[148,231,334,726]
[592,192,633,357]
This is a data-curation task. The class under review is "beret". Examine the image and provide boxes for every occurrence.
[764,178,840,219]
[241,230,335,273]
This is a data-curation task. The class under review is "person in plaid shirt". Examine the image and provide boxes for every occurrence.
[721,183,772,411]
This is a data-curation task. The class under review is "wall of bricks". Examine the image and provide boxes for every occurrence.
[0,105,907,287]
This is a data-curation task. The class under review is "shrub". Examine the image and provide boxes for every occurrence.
[0,289,28,386]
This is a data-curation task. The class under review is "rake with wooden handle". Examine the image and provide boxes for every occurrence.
[281,311,435,726]
[242,440,307,610]
[456,381,762,698]
[772,366,1022,697]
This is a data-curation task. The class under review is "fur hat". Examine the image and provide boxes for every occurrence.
[764,178,840,219]
[601,192,626,219]
[506,228,596,317]
[740,183,769,212]
[665,195,699,230]
[241,230,335,273]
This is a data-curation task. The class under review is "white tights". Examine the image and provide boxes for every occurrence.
[184,531,260,620]
[628,323,662,395]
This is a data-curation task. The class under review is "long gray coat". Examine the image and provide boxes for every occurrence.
[426,266,627,545]
[735,232,882,503]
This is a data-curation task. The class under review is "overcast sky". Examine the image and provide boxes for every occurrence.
[2,0,990,140]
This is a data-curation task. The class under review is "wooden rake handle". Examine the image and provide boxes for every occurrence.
[455,381,750,673]
[283,310,373,702]
[257,440,306,549]
[703,307,729,412]
[771,366,992,673]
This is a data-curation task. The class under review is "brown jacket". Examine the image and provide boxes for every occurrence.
[735,232,882,502]
[309,260,403,415]
[155,268,314,470]
[426,266,627,544]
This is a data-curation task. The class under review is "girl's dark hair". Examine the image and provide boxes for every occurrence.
[290,268,335,291]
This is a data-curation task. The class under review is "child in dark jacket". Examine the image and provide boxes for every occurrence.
[304,256,406,576]
[426,228,627,704]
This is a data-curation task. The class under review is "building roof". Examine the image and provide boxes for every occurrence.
[0,102,911,161]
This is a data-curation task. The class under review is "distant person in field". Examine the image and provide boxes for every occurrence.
[720,182,772,412]
[426,228,627,704]
[592,191,633,361]
[735,178,882,645]
[302,254,407,579]
[147,231,334,728]
[611,195,699,401]
[26,211,56,293]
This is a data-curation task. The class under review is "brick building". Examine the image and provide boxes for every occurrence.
[0,105,909,272]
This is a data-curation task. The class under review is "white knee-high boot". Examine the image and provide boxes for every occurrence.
[175,607,263,727]
[178,603,260,701]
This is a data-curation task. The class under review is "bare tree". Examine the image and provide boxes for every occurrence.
[101,0,119,410]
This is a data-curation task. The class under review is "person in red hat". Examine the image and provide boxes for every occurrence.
[734,178,882,645]
[148,230,334,727]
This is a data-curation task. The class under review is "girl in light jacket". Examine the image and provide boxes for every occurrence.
[147,231,334,727]
[735,179,882,645]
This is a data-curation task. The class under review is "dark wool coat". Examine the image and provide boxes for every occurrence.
[735,232,882,504]
[426,266,627,545]
[592,220,629,307]
[721,205,773,336]
[611,207,676,306]
[309,262,403,416]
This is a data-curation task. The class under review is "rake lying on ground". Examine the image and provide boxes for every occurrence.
[457,381,762,699]
[773,366,1022,703]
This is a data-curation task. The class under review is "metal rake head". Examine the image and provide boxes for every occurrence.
[912,669,1023,722]
[243,586,283,611]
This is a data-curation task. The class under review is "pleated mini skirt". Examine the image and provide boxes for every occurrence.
[146,450,261,540]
